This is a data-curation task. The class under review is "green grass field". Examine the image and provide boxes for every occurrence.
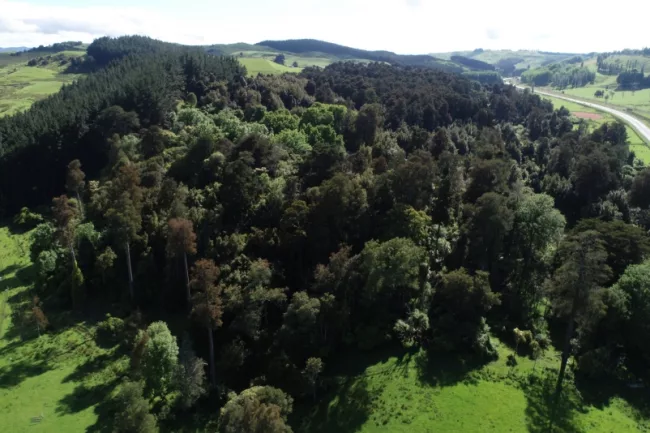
[538,53,650,122]
[0,226,129,433]
[293,339,647,433]
[0,55,84,117]
[239,58,304,76]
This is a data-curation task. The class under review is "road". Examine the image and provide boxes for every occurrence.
[515,86,650,144]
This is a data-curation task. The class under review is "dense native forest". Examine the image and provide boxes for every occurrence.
[2,35,650,432]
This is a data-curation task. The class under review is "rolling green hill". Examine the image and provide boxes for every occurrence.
[0,50,86,117]
[432,49,584,76]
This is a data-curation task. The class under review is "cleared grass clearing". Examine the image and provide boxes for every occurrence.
[239,57,303,75]
[0,62,81,117]
[0,226,129,433]
[293,337,646,433]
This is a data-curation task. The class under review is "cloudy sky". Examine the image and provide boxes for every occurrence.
[0,0,646,53]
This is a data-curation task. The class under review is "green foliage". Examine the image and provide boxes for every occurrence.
[113,381,159,433]
[218,386,293,433]
[5,36,650,433]
[262,109,300,133]
[572,219,650,282]
[394,309,430,347]
[549,231,611,324]
[432,268,500,357]
[136,321,180,399]
[174,336,207,409]
[0,36,245,213]
[96,314,127,347]
[30,222,57,262]
[279,292,321,358]
[355,238,427,349]
[12,207,44,228]
[272,129,311,156]
[609,260,650,365]
[70,260,86,308]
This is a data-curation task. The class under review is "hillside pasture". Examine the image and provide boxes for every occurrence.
[239,57,304,75]
[0,62,81,117]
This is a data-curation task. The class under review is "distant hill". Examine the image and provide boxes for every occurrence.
[256,39,464,72]
[431,49,584,76]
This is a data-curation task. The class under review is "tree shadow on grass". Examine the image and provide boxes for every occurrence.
[56,378,121,415]
[292,375,374,433]
[415,349,489,388]
[0,275,23,294]
[0,359,51,388]
[0,263,21,278]
[574,373,650,422]
[86,396,119,433]
[62,351,124,384]
[523,370,583,433]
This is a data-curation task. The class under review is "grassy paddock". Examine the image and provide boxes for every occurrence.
[239,58,304,76]
[0,226,129,433]
[0,62,81,117]
[292,338,647,433]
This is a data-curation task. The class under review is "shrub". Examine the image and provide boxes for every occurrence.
[96,314,126,347]
[13,207,44,228]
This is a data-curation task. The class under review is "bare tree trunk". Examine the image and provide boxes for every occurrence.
[183,252,191,305]
[207,326,216,387]
[70,245,76,267]
[125,241,134,301]
[75,191,84,219]
[551,286,580,431]
[555,317,575,399]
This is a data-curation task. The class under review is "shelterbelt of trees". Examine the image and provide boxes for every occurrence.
[4,36,650,432]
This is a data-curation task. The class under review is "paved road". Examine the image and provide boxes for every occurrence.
[516,86,650,144]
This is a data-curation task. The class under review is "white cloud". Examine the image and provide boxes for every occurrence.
[0,0,647,53]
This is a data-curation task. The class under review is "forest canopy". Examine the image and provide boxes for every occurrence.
[3,35,650,432]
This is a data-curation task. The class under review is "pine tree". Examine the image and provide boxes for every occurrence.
[547,231,611,408]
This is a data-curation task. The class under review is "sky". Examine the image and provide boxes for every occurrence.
[0,0,647,54]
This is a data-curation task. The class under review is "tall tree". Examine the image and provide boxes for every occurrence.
[65,159,86,218]
[113,381,159,433]
[106,163,143,301]
[135,321,179,399]
[167,218,198,304]
[51,194,79,265]
[508,193,566,323]
[547,231,611,403]
[190,259,223,387]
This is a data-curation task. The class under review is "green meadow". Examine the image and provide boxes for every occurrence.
[239,57,304,76]
[293,339,647,432]
[0,226,129,433]
[0,54,84,117]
